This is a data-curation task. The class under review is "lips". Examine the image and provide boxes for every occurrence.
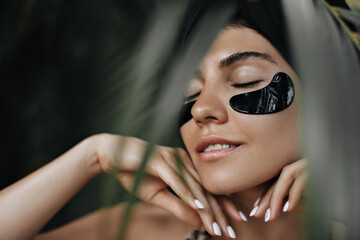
[195,136,242,162]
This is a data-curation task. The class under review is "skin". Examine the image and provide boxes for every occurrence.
[0,26,307,240]
[181,26,300,195]
[180,26,305,238]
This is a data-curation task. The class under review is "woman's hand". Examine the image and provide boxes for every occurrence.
[93,133,241,238]
[249,158,308,222]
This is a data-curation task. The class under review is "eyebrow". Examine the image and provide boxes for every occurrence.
[219,51,277,68]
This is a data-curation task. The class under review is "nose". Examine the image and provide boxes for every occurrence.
[191,88,228,125]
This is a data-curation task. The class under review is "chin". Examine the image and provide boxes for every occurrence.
[199,162,283,195]
[203,182,232,195]
[202,180,255,195]
[199,168,258,195]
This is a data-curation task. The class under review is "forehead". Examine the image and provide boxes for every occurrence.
[201,26,288,69]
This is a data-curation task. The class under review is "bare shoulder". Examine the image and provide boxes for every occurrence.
[35,202,193,240]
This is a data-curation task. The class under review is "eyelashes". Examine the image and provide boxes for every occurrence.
[185,92,200,102]
[233,80,261,89]
[184,80,261,102]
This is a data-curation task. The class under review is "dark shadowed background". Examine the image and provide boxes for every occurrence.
[1,0,360,238]
[0,0,157,231]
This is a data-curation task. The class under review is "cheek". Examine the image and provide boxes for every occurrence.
[251,112,300,173]
[179,101,300,195]
[242,107,300,188]
[200,107,299,194]
[251,108,299,154]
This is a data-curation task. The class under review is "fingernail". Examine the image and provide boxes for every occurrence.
[239,211,248,222]
[265,208,271,222]
[212,222,221,236]
[254,197,261,206]
[283,201,289,212]
[194,199,204,209]
[249,205,258,217]
[227,225,236,239]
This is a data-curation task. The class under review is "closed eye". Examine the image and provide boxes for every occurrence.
[233,80,261,89]
[184,92,200,103]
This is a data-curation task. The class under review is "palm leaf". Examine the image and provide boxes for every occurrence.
[282,0,360,239]
[114,1,235,239]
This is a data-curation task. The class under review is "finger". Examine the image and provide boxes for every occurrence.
[151,189,203,228]
[216,195,247,222]
[269,159,307,219]
[149,148,208,217]
[207,193,237,239]
[117,172,167,202]
[160,147,202,184]
[154,147,234,237]
[157,149,211,214]
[252,184,275,220]
[113,137,147,172]
[252,159,307,219]
[159,149,211,218]
[176,148,202,183]
[180,171,219,237]
[154,161,202,210]
[117,172,203,228]
[154,152,221,236]
[268,171,297,221]
[292,158,308,171]
[288,171,307,212]
[154,159,221,237]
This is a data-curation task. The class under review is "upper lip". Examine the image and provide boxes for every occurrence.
[195,136,242,153]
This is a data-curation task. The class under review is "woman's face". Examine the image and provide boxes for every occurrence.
[180,26,300,195]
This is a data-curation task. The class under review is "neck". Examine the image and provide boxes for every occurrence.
[229,183,267,213]
[225,183,303,240]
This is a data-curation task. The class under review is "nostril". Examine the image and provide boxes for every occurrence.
[205,116,217,120]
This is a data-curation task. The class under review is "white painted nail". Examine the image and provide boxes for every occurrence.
[194,199,204,209]
[239,211,248,222]
[265,208,271,222]
[212,222,221,236]
[227,225,236,239]
[254,197,261,206]
[283,201,289,212]
[249,205,258,217]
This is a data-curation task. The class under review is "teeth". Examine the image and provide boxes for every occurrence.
[207,145,214,151]
[222,144,229,149]
[203,144,235,152]
[214,144,222,150]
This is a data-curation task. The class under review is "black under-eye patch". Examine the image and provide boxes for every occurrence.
[178,72,295,127]
[229,72,295,114]
[178,100,196,128]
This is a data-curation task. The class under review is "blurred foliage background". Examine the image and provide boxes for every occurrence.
[1,0,360,238]
[0,0,158,232]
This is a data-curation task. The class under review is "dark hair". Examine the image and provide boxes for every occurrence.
[231,0,292,65]
[178,0,358,67]
[178,0,292,65]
